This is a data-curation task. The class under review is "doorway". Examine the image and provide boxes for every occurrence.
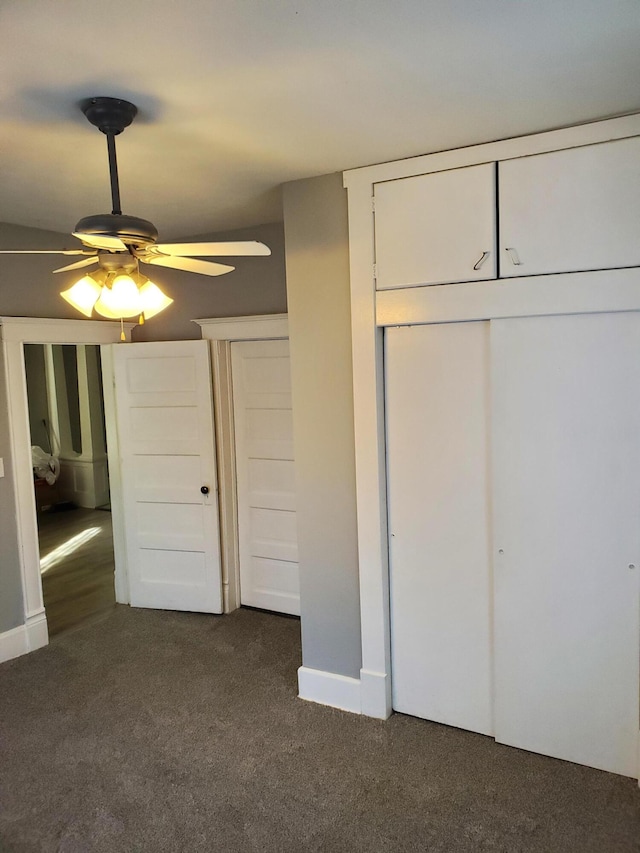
[24,343,116,635]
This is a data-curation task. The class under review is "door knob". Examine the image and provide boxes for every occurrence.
[200,486,210,495]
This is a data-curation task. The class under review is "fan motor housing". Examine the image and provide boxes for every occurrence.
[74,213,158,247]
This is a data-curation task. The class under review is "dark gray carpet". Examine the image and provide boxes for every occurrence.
[0,606,638,852]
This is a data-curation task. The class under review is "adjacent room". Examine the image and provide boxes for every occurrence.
[1,2,640,851]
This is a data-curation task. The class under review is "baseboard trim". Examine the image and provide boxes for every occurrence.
[360,668,392,719]
[0,610,48,664]
[297,666,362,714]
[26,610,49,652]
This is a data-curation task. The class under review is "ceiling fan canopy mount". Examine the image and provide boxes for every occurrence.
[80,96,137,136]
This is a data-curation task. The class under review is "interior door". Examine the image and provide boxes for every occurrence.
[231,339,299,615]
[111,340,222,613]
[386,322,493,735]
[491,312,640,777]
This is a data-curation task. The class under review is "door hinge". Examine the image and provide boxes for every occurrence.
[371,196,376,212]
[373,263,377,282]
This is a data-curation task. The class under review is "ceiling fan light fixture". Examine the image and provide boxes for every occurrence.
[60,275,102,317]
[94,273,142,319]
[139,279,174,320]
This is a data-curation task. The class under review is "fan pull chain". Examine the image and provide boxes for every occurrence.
[120,318,125,342]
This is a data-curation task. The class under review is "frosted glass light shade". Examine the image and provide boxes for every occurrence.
[139,280,173,319]
[94,274,142,319]
[60,275,102,317]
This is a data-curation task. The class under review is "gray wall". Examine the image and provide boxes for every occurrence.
[0,346,25,632]
[132,221,287,341]
[283,172,362,679]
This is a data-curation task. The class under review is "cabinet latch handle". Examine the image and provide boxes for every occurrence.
[505,247,522,266]
[473,251,491,270]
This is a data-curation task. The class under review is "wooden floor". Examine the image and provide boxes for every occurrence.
[38,507,116,636]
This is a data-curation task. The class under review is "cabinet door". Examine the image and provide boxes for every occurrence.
[491,312,640,777]
[386,321,493,736]
[374,163,496,289]
[499,137,640,277]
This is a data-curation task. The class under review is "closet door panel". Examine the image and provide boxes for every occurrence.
[374,163,496,289]
[499,137,640,277]
[386,321,493,735]
[491,312,640,777]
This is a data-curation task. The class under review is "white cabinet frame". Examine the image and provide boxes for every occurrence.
[343,113,640,727]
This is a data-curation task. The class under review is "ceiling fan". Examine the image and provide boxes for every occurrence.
[0,96,271,326]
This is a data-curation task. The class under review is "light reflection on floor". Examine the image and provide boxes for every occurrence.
[38,507,115,636]
[40,527,101,573]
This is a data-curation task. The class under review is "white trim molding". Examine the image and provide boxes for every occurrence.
[194,313,288,341]
[298,666,362,715]
[0,317,132,660]
[376,267,640,327]
[0,611,48,664]
[194,314,289,613]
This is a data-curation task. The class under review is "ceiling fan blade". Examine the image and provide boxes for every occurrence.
[72,232,128,251]
[142,255,235,277]
[153,241,271,257]
[53,256,99,274]
[0,249,90,255]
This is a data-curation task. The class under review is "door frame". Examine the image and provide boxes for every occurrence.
[0,317,133,656]
[194,314,288,613]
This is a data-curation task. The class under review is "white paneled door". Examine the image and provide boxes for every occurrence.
[491,312,640,777]
[231,339,299,615]
[112,340,222,613]
[386,322,493,736]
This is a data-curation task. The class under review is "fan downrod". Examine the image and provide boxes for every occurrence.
[80,97,137,135]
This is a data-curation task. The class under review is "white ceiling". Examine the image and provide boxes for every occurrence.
[1,0,639,240]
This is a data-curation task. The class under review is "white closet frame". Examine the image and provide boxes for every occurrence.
[342,113,640,738]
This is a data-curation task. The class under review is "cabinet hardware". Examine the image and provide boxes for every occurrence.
[201,485,210,495]
[473,251,491,270]
[505,247,522,265]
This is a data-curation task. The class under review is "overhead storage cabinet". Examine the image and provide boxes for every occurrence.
[499,136,640,277]
[375,136,640,288]
[373,163,496,289]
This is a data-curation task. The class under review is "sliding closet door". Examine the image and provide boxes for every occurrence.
[386,322,493,736]
[492,312,640,777]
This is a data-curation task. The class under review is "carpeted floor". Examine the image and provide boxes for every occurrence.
[0,607,638,852]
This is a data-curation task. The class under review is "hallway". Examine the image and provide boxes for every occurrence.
[39,507,116,635]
